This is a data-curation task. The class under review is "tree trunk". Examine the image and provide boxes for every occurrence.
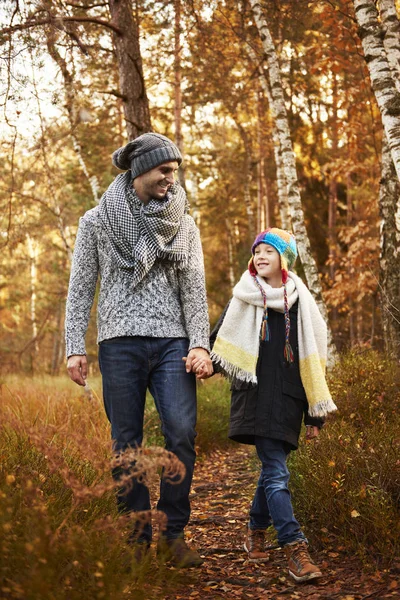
[249,0,336,363]
[377,0,400,355]
[108,0,151,139]
[328,73,339,283]
[235,120,256,240]
[354,0,400,182]
[174,0,186,188]
[346,173,356,345]
[26,232,39,372]
[247,45,290,228]
[378,136,400,356]
[379,0,400,77]
[51,299,65,375]
[225,218,236,291]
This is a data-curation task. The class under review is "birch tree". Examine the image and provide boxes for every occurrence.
[247,45,290,229]
[248,0,336,361]
[378,0,400,356]
[174,0,186,188]
[379,138,400,355]
[354,0,400,181]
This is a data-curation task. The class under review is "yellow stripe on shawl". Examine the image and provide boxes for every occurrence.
[299,354,330,406]
[212,336,258,375]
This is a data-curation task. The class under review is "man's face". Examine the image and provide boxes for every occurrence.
[134,161,179,204]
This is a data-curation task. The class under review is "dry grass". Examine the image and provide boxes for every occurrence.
[1,351,398,599]
[289,350,400,566]
[0,377,187,599]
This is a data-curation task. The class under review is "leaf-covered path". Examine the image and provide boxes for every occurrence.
[163,446,399,600]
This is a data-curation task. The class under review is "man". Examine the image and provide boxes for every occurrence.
[65,132,212,567]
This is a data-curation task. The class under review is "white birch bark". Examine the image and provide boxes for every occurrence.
[377,1,400,355]
[174,0,186,188]
[247,45,290,228]
[354,0,400,181]
[378,137,400,355]
[377,0,400,355]
[26,233,39,354]
[379,0,400,80]
[249,0,336,362]
[235,120,256,239]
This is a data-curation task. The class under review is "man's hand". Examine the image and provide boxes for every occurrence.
[67,354,88,386]
[183,348,213,379]
[305,425,320,440]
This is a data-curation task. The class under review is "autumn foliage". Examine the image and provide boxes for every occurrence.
[1,350,399,598]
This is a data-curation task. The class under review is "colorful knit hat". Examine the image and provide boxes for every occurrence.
[248,228,298,363]
[248,227,297,283]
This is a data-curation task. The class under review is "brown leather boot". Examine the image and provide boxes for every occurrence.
[243,526,270,563]
[284,541,323,583]
[157,536,203,568]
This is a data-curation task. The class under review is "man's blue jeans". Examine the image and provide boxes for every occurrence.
[98,336,197,543]
[249,437,307,547]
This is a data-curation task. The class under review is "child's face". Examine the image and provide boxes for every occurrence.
[253,243,281,282]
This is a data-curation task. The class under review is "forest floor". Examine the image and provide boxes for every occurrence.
[156,446,399,600]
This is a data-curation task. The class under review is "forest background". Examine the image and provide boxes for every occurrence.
[1,0,400,374]
[1,2,400,598]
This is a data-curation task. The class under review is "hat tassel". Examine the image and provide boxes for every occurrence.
[284,340,294,363]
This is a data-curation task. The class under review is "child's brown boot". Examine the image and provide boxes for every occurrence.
[284,541,322,582]
[243,526,269,563]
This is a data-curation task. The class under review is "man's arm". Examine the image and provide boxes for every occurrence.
[178,223,212,376]
[65,213,99,384]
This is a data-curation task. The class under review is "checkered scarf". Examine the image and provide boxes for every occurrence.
[99,171,191,288]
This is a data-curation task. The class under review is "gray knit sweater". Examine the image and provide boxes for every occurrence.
[65,206,210,357]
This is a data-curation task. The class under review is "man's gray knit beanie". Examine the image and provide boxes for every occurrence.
[112,133,182,180]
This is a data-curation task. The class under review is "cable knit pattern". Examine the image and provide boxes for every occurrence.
[65,206,210,357]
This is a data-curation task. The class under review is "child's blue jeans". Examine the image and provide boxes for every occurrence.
[249,436,307,547]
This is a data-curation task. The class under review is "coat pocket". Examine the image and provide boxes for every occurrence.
[281,380,307,430]
[230,385,257,425]
[282,380,307,402]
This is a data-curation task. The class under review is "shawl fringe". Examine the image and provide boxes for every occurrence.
[307,398,338,418]
[210,351,258,385]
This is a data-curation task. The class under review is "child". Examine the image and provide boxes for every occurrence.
[206,228,337,583]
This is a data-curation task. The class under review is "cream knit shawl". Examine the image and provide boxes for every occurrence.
[211,270,337,418]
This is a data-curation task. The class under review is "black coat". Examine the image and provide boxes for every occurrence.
[211,300,324,450]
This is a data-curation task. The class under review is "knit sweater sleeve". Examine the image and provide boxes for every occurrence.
[178,221,210,352]
[65,212,99,357]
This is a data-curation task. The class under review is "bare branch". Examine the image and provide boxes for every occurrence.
[65,1,108,8]
[96,88,127,99]
[0,15,122,37]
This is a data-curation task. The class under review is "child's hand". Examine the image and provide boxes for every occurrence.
[305,426,320,440]
[182,350,213,379]
[195,364,214,380]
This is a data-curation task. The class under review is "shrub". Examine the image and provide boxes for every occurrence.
[0,380,186,599]
[289,349,400,566]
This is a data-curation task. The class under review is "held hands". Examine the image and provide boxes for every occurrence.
[305,425,320,441]
[183,348,214,380]
[67,355,88,386]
